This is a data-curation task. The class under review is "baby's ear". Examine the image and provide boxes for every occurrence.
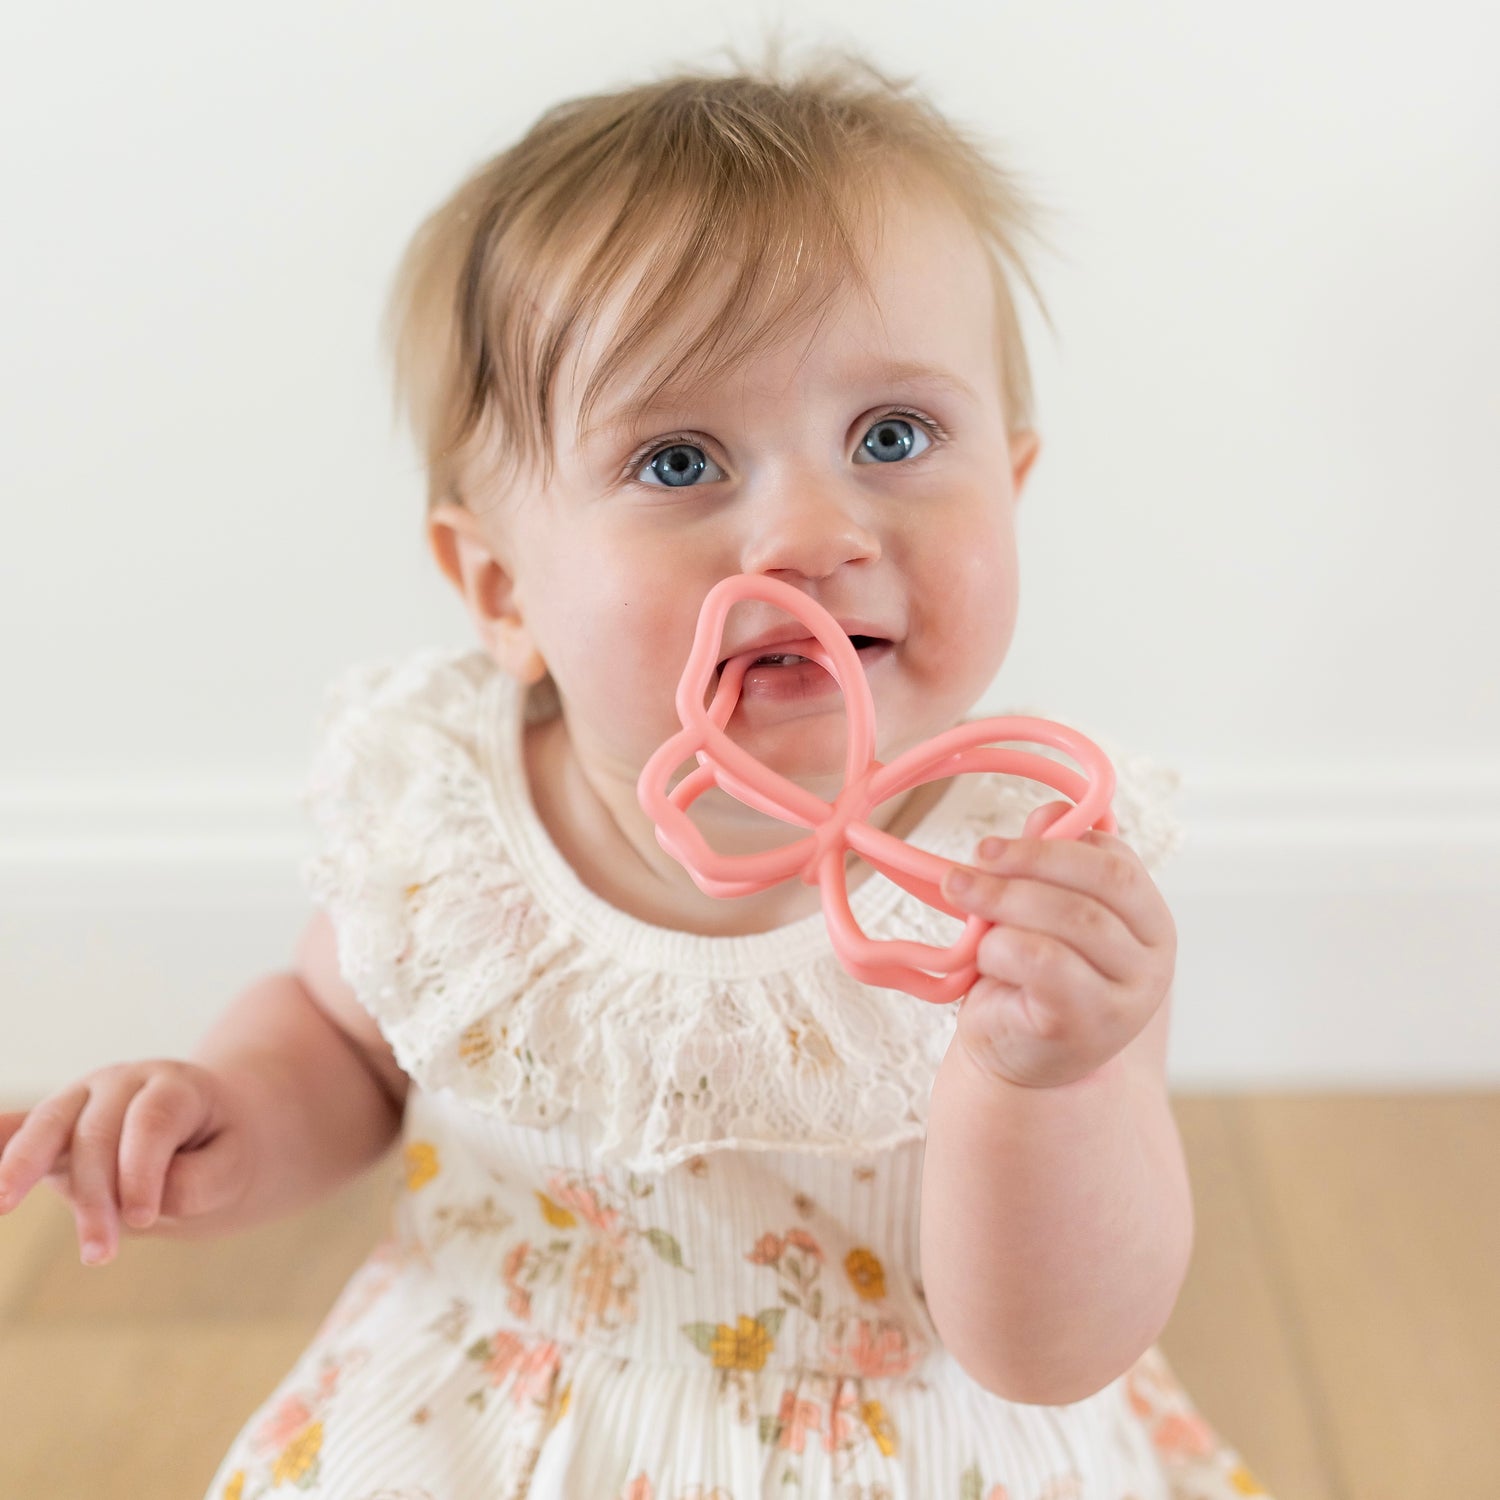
[1009,429,1042,500]
[426,501,548,684]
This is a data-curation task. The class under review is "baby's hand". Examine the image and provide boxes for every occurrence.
[0,1060,254,1265]
[940,804,1177,1090]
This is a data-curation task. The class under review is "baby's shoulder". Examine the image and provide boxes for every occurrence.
[308,644,501,748]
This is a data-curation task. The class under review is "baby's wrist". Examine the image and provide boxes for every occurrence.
[949,1024,1122,1094]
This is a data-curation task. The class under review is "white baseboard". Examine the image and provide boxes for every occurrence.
[3,771,1498,1101]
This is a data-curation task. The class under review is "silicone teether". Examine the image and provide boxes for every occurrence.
[636,575,1118,1002]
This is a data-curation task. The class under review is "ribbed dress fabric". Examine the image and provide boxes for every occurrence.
[202,646,1273,1500]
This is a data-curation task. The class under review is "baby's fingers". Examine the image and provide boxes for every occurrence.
[0,1110,29,1171]
[66,1085,139,1264]
[157,1118,251,1224]
[116,1072,215,1230]
[0,1087,88,1214]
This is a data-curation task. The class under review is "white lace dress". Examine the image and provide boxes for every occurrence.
[203,646,1273,1500]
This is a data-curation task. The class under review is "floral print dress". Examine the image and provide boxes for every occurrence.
[203,647,1273,1500]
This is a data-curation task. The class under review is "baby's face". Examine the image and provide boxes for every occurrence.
[455,182,1039,802]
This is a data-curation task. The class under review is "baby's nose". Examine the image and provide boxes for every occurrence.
[739,483,882,579]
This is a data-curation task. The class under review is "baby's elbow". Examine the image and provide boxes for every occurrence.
[949,1338,1148,1408]
[960,1288,1187,1405]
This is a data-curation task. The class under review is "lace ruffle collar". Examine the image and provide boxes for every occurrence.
[300,646,1183,1172]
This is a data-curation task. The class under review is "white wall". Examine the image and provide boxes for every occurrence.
[2,2,1497,1096]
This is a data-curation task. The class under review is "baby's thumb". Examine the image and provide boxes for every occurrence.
[157,1129,252,1223]
[1020,800,1075,839]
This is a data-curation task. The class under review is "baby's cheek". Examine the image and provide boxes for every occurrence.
[575,590,691,716]
[941,544,1018,671]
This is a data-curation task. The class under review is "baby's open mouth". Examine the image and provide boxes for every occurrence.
[716,636,890,675]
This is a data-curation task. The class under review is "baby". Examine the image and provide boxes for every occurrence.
[0,47,1271,1500]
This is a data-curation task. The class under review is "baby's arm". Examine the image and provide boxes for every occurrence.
[919,990,1192,1406]
[0,910,407,1263]
[919,823,1191,1405]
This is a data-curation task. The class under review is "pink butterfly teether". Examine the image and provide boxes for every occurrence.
[635,575,1118,1003]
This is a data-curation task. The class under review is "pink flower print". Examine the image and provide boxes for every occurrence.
[827,1316,919,1378]
[783,1228,823,1260]
[253,1392,314,1453]
[619,1476,653,1500]
[747,1232,783,1265]
[824,1380,858,1451]
[1150,1410,1216,1458]
[545,1173,623,1240]
[987,1489,1011,1500]
[510,1341,563,1406]
[314,1358,346,1403]
[482,1330,528,1387]
[775,1389,824,1454]
[478,1331,562,1409]
[1036,1477,1083,1500]
[501,1240,533,1321]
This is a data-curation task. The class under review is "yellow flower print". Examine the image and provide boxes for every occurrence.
[684,1304,784,1369]
[220,1474,245,1500]
[536,1191,578,1229]
[786,1021,838,1068]
[1229,1466,1267,1495]
[458,1019,495,1066]
[860,1398,898,1457]
[271,1421,323,1486]
[844,1246,886,1301]
[403,1141,439,1192]
[710,1314,775,1370]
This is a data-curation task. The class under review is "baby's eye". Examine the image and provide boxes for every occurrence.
[636,442,726,488]
[854,415,933,465]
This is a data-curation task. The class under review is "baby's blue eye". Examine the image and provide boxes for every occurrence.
[855,416,931,464]
[639,444,725,488]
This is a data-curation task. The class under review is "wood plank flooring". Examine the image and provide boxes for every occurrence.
[1,1093,1495,1499]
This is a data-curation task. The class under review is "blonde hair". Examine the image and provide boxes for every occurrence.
[385,42,1055,511]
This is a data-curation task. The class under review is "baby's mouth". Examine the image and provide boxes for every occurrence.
[715,636,891,678]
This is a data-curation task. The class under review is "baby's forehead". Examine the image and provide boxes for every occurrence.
[576,224,986,406]
[518,175,999,486]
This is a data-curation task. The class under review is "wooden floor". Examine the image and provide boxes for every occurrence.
[1,1093,1495,1498]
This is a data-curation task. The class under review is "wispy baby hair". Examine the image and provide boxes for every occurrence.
[385,40,1055,511]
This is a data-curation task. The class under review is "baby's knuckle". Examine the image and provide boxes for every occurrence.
[1019,930,1061,977]
[1028,1002,1067,1043]
[986,923,1035,975]
[116,1175,150,1212]
[26,1096,71,1129]
[1073,898,1108,939]
[130,1091,185,1134]
[974,926,1008,976]
[72,1117,118,1152]
[83,1063,131,1093]
[1099,851,1137,898]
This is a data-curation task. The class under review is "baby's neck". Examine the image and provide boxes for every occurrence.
[522,714,954,938]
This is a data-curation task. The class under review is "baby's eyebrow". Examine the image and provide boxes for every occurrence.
[581,358,977,445]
